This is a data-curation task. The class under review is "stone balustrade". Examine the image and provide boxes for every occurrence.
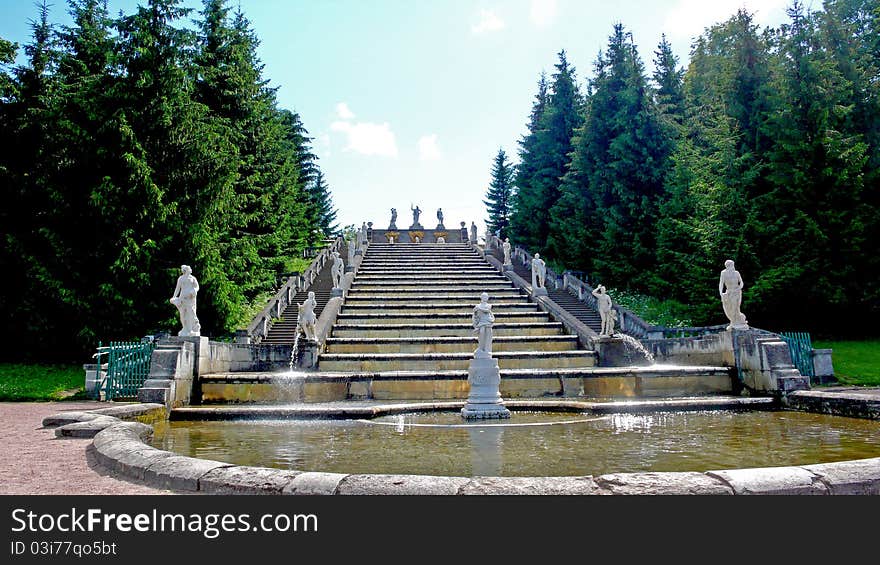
[244,236,345,343]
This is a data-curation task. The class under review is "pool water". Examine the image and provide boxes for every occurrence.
[152,410,880,477]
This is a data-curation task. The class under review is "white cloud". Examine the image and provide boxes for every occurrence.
[335,102,355,120]
[664,0,789,39]
[530,0,557,28]
[417,134,442,161]
[472,9,505,34]
[330,120,398,157]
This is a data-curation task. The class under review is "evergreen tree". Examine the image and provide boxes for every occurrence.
[510,52,582,254]
[654,11,774,322]
[309,169,338,237]
[652,34,685,129]
[509,73,547,245]
[483,148,515,239]
[752,1,870,329]
[551,24,670,289]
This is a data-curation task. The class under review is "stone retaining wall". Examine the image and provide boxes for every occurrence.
[44,402,880,495]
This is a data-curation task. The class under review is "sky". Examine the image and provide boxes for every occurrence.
[0,0,792,235]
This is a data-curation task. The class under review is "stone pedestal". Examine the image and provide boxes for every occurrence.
[533,287,548,297]
[330,287,344,298]
[461,357,510,419]
[594,335,652,367]
[297,339,320,370]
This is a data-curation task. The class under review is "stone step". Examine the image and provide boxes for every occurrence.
[317,350,597,372]
[350,283,514,291]
[358,261,489,267]
[331,322,565,338]
[324,335,580,354]
[341,301,537,311]
[355,269,498,275]
[342,302,538,316]
[343,296,528,306]
[354,274,504,281]
[346,288,522,297]
[335,312,549,325]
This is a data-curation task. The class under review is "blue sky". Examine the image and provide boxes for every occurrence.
[1,0,790,235]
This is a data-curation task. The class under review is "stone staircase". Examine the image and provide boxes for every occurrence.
[487,247,602,333]
[262,264,335,345]
[318,243,596,372]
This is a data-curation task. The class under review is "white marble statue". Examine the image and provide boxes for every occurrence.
[297,291,318,342]
[502,238,512,265]
[531,253,546,289]
[472,292,495,359]
[719,259,749,330]
[331,251,344,289]
[347,239,356,264]
[470,222,478,244]
[437,236,445,244]
[359,222,368,246]
[592,285,616,337]
[170,264,201,336]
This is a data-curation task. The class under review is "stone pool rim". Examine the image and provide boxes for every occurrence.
[44,393,880,495]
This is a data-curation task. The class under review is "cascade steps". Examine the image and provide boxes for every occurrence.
[316,240,595,373]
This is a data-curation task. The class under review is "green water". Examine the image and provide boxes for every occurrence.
[152,410,880,477]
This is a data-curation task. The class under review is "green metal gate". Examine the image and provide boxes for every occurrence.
[780,332,815,382]
[99,340,156,400]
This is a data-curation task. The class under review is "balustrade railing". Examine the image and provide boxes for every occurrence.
[486,235,737,340]
[244,236,345,343]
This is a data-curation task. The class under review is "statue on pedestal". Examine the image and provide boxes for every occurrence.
[170,264,201,337]
[719,259,749,330]
[472,292,495,359]
[436,208,445,229]
[531,253,546,290]
[470,222,478,244]
[592,285,616,337]
[331,251,344,289]
[502,238,512,265]
[410,204,423,229]
[347,239,356,264]
[297,291,318,342]
[389,208,398,230]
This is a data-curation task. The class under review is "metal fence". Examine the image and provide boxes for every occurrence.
[95,340,156,400]
[780,332,815,382]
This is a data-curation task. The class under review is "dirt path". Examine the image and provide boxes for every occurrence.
[0,401,172,495]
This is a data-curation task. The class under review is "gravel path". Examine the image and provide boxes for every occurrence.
[0,401,172,495]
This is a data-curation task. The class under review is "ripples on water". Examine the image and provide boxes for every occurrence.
[152,410,880,477]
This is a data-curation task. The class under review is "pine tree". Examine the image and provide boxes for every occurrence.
[483,148,515,239]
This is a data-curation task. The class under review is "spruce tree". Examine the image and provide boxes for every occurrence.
[510,53,582,254]
[552,24,670,289]
[483,148,515,239]
[309,170,338,237]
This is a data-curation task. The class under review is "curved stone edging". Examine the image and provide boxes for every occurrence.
[42,402,880,495]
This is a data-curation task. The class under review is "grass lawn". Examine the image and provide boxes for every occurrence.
[0,363,86,401]
[813,339,880,387]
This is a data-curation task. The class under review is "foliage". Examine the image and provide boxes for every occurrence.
[0,0,333,359]
[0,363,85,401]
[503,4,880,335]
[813,339,880,386]
[483,148,515,239]
[607,288,694,328]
